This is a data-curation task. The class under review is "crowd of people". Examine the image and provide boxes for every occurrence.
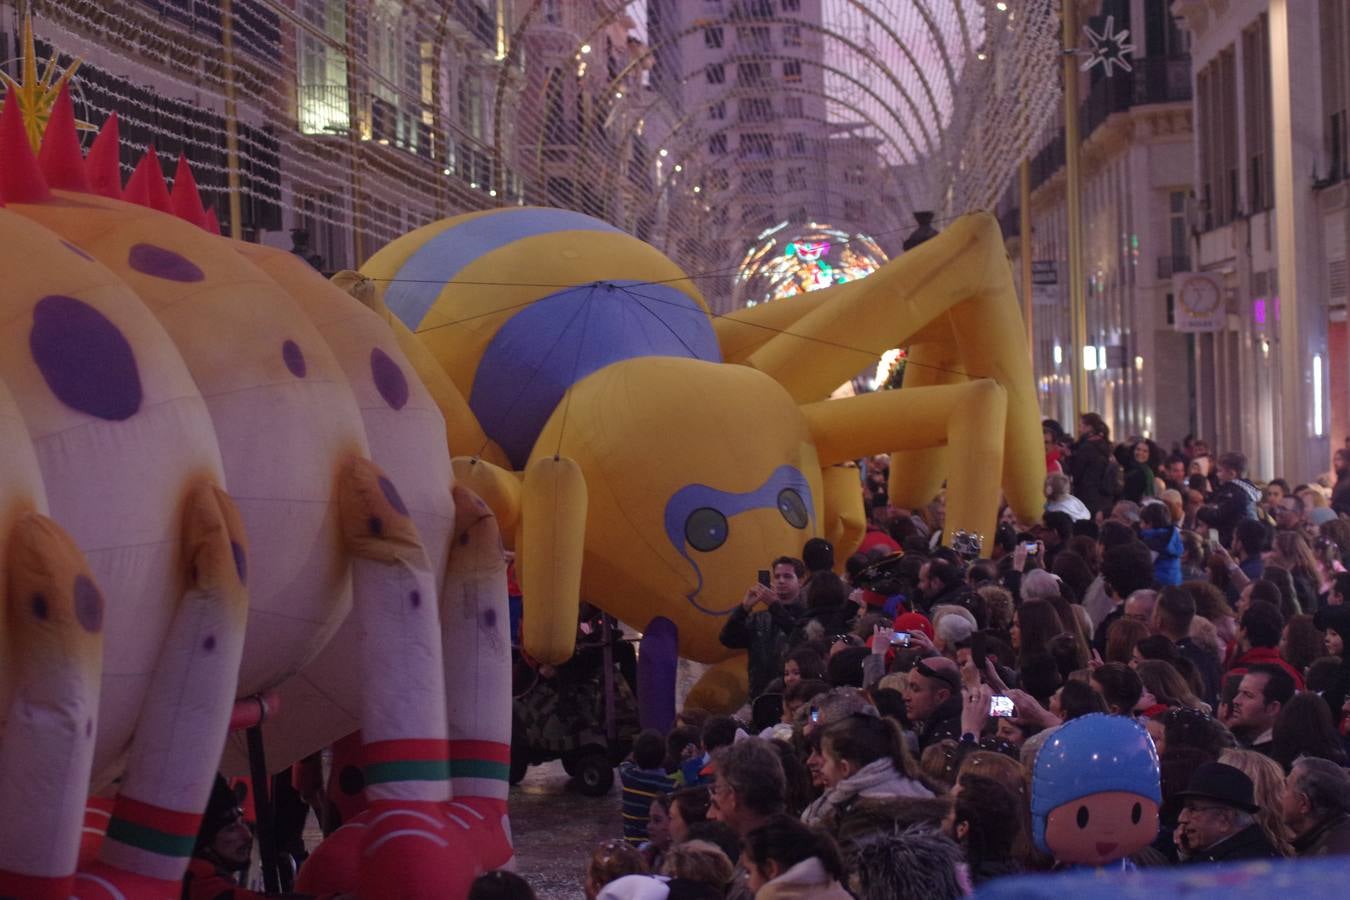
[183,414,1350,899]
[519,413,1350,900]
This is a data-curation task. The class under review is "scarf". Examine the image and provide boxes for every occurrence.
[801,758,932,827]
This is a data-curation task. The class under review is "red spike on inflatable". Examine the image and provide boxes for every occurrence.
[204,206,222,236]
[124,150,172,217]
[0,89,51,203]
[38,84,91,192]
[84,113,123,199]
[124,147,172,213]
[170,153,208,227]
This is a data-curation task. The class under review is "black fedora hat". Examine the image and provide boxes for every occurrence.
[1174,762,1260,813]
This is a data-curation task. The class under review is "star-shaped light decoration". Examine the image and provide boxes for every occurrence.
[1080,15,1135,77]
[0,13,93,152]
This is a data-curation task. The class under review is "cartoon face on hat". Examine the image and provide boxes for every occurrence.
[1030,714,1161,867]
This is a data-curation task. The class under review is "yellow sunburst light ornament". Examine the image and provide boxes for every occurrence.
[0,13,92,152]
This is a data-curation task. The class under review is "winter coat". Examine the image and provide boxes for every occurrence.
[720,601,806,698]
[754,858,852,900]
[1294,812,1350,857]
[1141,525,1183,586]
[800,758,933,829]
[1064,436,1119,519]
[1186,822,1281,863]
[1196,478,1262,547]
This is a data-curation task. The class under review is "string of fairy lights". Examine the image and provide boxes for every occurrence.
[14,0,1060,309]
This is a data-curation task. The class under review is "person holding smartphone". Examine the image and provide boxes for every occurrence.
[719,557,808,699]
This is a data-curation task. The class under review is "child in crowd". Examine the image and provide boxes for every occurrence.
[620,729,678,846]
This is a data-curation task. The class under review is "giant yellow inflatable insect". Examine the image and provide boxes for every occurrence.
[356,193,1044,709]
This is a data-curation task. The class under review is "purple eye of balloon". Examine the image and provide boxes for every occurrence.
[1131,802,1142,824]
[1076,806,1090,829]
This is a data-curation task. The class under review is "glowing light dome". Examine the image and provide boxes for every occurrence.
[736,222,888,307]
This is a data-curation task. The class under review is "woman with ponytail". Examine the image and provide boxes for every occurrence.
[800,712,933,831]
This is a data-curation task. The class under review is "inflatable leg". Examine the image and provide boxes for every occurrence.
[302,458,471,899]
[0,514,103,899]
[638,618,679,734]
[441,484,513,870]
[75,483,248,898]
[686,654,751,715]
[801,379,1008,550]
[744,213,1042,521]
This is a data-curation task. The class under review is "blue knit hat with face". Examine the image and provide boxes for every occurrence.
[1030,714,1161,854]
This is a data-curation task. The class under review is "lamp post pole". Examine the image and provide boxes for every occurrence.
[1063,0,1088,420]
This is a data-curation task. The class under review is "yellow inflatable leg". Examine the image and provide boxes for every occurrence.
[451,457,522,544]
[886,338,961,511]
[519,456,587,666]
[685,654,751,716]
[820,463,867,563]
[744,213,1041,523]
[802,380,1008,552]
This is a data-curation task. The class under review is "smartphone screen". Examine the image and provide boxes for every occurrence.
[989,695,1015,718]
[890,631,911,647]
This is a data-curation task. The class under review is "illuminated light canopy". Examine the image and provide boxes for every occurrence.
[736,222,888,307]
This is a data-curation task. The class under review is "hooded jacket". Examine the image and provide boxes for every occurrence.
[1141,525,1184,587]
[754,857,853,900]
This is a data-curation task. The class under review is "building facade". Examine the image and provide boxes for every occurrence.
[1015,0,1350,482]
[1010,0,1193,447]
[1171,0,1349,481]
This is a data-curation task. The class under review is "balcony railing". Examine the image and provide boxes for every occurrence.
[1029,56,1191,194]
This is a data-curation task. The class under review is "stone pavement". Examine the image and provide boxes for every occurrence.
[511,759,622,899]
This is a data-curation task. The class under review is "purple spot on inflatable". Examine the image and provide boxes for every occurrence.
[74,575,104,633]
[32,594,49,620]
[410,591,421,608]
[282,340,306,378]
[370,348,409,410]
[61,240,94,261]
[459,532,470,546]
[368,515,383,537]
[203,635,216,652]
[30,295,143,421]
[378,475,408,515]
[127,243,204,282]
[231,541,247,584]
[482,608,497,629]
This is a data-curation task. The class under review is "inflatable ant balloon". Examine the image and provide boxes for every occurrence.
[1030,714,1161,869]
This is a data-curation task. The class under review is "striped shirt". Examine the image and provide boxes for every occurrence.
[619,762,676,845]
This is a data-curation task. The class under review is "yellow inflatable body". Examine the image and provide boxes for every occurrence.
[360,205,1044,686]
